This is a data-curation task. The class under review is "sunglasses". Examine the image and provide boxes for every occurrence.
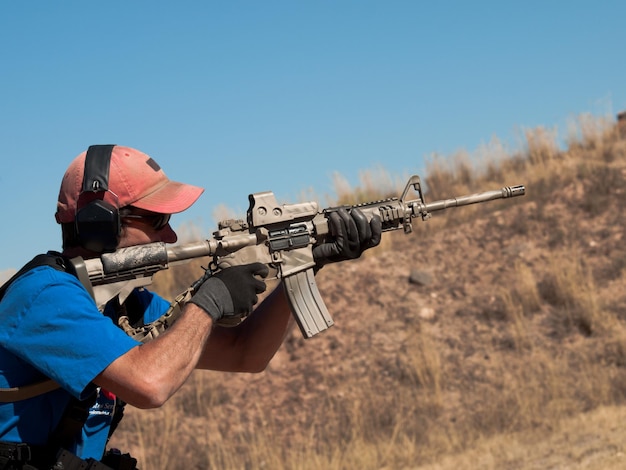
[120,209,171,230]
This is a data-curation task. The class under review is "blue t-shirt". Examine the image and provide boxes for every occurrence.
[0,265,170,459]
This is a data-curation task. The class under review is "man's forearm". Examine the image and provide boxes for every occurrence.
[197,283,293,372]
[95,303,214,408]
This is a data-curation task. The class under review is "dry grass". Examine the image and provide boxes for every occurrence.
[109,112,626,469]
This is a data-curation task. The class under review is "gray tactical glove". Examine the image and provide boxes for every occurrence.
[313,207,382,268]
[189,263,269,325]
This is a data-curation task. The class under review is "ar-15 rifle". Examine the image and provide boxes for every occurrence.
[74,175,525,339]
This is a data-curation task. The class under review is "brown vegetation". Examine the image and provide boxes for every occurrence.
[109,113,626,469]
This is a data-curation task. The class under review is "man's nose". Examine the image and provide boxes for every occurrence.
[160,224,178,244]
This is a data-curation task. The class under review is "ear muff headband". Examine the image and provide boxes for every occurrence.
[82,144,114,192]
[75,145,121,253]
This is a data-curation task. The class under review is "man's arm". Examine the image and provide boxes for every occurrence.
[94,287,292,408]
[94,303,214,409]
[94,264,272,409]
[196,282,293,372]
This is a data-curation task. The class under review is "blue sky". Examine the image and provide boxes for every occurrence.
[1,1,625,277]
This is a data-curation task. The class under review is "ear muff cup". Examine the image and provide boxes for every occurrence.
[74,145,121,253]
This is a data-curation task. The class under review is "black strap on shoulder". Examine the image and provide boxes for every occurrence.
[0,252,75,301]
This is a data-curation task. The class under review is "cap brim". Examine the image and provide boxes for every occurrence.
[131,181,204,214]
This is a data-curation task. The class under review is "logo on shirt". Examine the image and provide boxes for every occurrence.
[90,388,116,417]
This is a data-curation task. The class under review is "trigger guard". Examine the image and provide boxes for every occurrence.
[266,264,279,280]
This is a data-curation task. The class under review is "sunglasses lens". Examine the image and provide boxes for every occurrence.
[121,210,171,230]
[154,214,171,230]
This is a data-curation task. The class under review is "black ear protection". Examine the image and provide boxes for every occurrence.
[74,144,121,253]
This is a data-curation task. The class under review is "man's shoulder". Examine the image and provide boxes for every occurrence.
[0,256,97,348]
[1,252,76,294]
[2,261,85,305]
[16,261,77,285]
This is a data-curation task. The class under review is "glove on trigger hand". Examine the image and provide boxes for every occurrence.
[189,263,269,326]
[312,207,382,268]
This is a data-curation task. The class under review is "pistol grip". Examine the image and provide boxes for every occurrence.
[284,268,334,338]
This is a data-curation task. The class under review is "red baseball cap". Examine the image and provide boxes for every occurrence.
[56,145,204,223]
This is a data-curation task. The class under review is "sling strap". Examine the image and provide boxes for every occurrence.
[0,381,61,404]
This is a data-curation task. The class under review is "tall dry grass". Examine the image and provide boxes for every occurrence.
[109,112,626,469]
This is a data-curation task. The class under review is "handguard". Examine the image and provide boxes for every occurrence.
[283,267,334,338]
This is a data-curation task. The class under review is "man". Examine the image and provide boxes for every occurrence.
[0,145,381,469]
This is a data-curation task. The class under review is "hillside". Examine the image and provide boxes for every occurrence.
[110,114,626,469]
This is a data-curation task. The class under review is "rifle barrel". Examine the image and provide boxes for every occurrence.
[424,185,525,213]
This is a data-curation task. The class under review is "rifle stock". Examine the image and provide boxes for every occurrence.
[79,175,525,338]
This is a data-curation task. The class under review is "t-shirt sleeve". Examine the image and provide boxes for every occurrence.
[0,267,140,399]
